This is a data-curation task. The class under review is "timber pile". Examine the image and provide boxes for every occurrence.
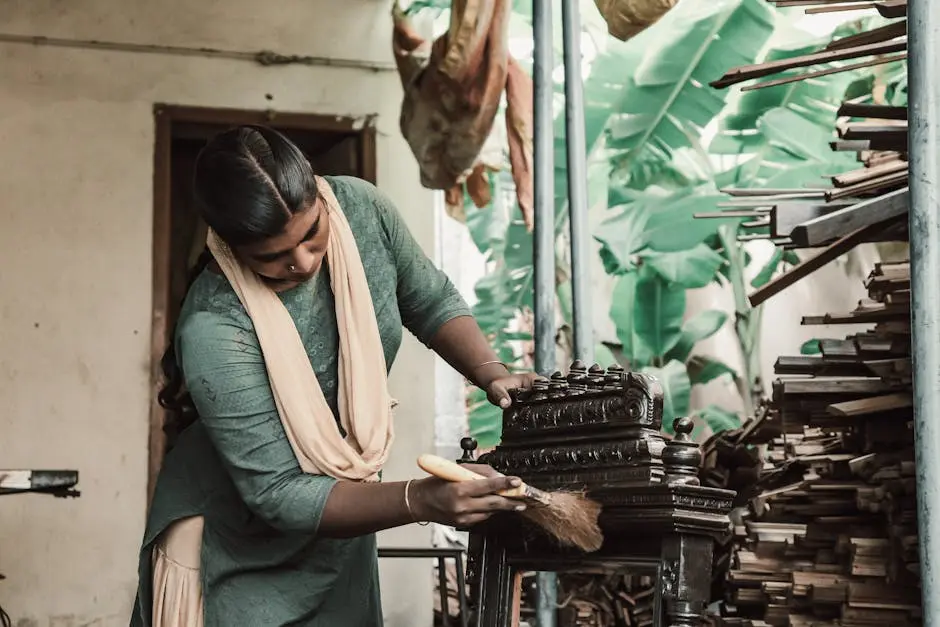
[700,2,919,625]
[703,261,921,627]
[700,3,921,622]
[557,574,657,627]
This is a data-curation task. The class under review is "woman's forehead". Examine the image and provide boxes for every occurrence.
[239,196,323,258]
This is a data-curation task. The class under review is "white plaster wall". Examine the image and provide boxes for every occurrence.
[0,1,435,625]
[688,243,879,422]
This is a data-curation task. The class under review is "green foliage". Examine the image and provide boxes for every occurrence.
[643,244,727,288]
[401,0,451,16]
[632,270,687,365]
[670,310,729,363]
[467,388,502,449]
[687,355,738,385]
[605,0,776,187]
[710,31,873,189]
[800,339,823,355]
[596,187,741,275]
[407,0,889,442]
[751,249,800,288]
[696,404,742,434]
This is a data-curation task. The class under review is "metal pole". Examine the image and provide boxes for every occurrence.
[532,0,558,625]
[908,1,940,624]
[532,0,556,380]
[561,0,594,364]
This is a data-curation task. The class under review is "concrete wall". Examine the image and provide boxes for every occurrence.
[0,1,436,625]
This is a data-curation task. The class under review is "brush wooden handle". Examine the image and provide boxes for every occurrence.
[417,454,527,498]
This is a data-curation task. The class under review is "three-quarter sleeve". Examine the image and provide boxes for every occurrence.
[367,184,472,344]
[177,311,337,533]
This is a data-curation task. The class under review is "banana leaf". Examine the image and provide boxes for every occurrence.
[709,30,880,189]
[696,404,741,434]
[667,309,728,363]
[604,0,775,186]
[631,271,686,366]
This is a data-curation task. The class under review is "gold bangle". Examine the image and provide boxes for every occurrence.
[469,360,511,389]
[473,360,510,373]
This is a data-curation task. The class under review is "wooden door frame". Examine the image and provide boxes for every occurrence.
[148,104,377,504]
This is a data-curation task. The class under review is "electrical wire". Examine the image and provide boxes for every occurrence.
[0,33,395,72]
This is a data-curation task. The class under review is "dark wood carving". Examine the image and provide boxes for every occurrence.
[460,361,735,627]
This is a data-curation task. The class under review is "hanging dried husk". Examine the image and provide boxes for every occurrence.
[594,0,678,42]
[393,0,534,229]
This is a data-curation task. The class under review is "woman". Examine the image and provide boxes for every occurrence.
[131,125,540,626]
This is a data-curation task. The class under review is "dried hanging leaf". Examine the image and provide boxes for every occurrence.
[392,0,511,190]
[594,0,678,42]
[444,185,466,222]
[506,56,534,230]
[465,163,492,208]
[391,2,429,84]
[443,162,493,222]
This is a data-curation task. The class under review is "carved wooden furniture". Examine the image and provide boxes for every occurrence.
[459,361,735,627]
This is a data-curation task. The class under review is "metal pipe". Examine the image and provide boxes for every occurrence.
[437,556,450,627]
[532,0,558,625]
[561,0,594,364]
[907,1,940,623]
[532,0,557,380]
[455,552,469,627]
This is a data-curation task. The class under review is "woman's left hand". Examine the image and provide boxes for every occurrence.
[485,372,544,409]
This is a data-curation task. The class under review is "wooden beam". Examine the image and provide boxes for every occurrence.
[832,159,908,188]
[826,171,908,200]
[827,393,912,417]
[741,53,907,92]
[710,39,907,89]
[772,202,853,237]
[827,20,907,51]
[837,102,909,120]
[877,0,907,19]
[831,139,872,152]
[790,187,908,247]
[806,3,877,14]
[148,107,173,510]
[748,217,901,307]
[774,0,883,6]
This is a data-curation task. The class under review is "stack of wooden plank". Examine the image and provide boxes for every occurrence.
[557,574,657,627]
[704,261,921,627]
[698,2,922,625]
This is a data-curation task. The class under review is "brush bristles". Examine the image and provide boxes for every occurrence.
[521,491,603,553]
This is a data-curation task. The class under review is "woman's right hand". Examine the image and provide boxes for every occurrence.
[408,474,526,527]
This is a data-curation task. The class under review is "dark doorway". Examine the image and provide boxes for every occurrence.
[148,105,377,503]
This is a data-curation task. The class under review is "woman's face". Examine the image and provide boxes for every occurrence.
[234,192,331,291]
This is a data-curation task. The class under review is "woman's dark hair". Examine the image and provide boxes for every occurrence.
[159,125,318,446]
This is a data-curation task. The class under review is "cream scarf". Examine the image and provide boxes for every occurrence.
[206,177,395,482]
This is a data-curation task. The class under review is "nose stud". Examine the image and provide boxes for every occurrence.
[288,265,297,273]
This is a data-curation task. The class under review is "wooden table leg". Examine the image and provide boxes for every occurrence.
[661,533,714,627]
[510,572,523,627]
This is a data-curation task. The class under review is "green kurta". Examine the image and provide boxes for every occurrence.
[130,176,471,627]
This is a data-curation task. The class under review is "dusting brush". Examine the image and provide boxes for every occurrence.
[417,454,603,552]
